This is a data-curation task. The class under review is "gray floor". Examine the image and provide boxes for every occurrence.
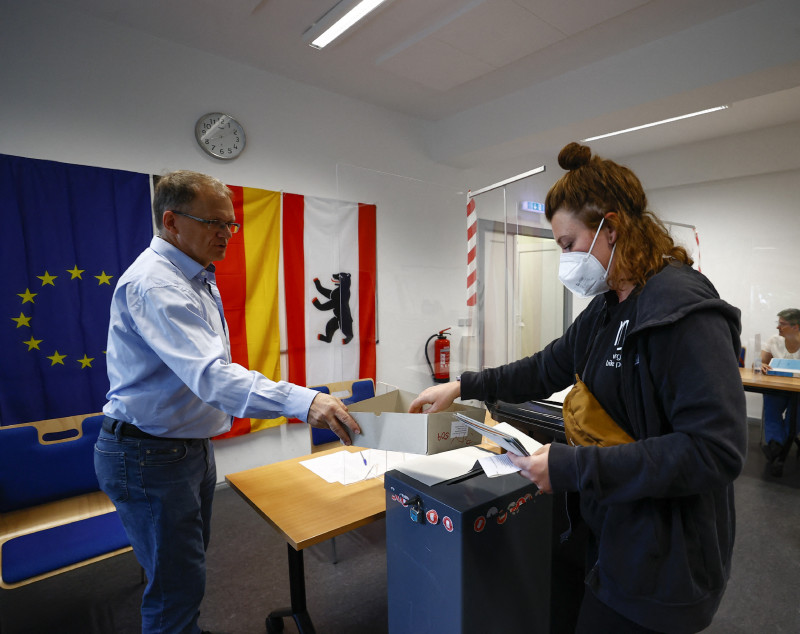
[1,421,797,633]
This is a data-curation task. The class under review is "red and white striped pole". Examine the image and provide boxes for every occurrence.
[693,227,702,272]
[467,194,477,307]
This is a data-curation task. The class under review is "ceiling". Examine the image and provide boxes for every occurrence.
[57,0,800,168]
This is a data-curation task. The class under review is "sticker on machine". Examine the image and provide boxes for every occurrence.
[473,516,486,533]
[426,509,439,525]
[442,516,454,532]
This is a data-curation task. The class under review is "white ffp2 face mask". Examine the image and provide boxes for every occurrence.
[558,217,615,298]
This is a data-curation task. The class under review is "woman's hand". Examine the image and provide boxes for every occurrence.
[507,444,552,494]
[408,381,461,413]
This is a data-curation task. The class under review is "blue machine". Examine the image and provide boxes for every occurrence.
[384,468,553,633]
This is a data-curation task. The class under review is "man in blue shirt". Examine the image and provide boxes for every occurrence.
[95,170,361,634]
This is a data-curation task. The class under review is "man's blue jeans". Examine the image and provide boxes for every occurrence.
[94,427,216,634]
[763,393,799,444]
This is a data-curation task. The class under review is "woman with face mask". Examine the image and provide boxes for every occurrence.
[409,142,747,634]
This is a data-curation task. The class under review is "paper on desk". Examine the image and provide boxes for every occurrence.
[300,449,409,485]
[476,423,544,478]
[395,446,491,487]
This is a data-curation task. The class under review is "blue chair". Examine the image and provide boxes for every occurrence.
[0,414,131,588]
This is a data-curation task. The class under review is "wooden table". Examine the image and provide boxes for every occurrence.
[225,445,386,634]
[740,368,800,475]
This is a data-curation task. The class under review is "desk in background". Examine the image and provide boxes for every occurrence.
[740,368,800,476]
[226,446,385,634]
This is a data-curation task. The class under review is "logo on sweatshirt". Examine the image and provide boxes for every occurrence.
[605,319,629,369]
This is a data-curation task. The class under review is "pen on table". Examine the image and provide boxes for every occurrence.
[361,451,367,466]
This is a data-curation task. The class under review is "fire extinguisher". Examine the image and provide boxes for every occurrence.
[425,328,451,384]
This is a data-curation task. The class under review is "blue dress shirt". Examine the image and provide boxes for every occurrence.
[103,236,316,438]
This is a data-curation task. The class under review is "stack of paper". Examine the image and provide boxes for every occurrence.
[455,413,531,456]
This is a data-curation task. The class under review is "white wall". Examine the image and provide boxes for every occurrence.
[1,1,471,480]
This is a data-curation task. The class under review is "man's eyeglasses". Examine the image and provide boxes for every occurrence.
[170,210,241,234]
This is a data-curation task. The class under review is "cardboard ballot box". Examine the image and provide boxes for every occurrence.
[346,390,485,455]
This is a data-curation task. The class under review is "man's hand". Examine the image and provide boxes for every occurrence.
[307,393,361,445]
[408,381,461,413]
[507,444,552,494]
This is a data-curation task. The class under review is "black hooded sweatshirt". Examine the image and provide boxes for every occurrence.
[460,262,747,633]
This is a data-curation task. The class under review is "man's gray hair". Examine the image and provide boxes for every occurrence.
[152,171,232,230]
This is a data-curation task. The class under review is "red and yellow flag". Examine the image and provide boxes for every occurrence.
[214,185,283,438]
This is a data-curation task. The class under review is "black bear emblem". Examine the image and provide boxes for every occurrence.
[312,273,353,344]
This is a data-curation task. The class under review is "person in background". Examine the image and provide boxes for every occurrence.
[409,143,747,633]
[94,170,360,634]
[760,308,800,467]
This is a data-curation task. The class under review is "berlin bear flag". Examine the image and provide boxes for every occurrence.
[282,193,376,391]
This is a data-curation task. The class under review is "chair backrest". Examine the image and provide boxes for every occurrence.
[308,379,375,451]
[0,414,105,513]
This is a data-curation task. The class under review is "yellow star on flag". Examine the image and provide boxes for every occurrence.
[37,271,57,286]
[77,354,95,368]
[12,312,32,328]
[95,271,113,285]
[18,289,37,304]
[47,350,67,366]
[67,265,85,280]
[24,336,43,351]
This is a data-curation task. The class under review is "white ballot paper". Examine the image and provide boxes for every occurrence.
[475,422,544,478]
[395,446,492,487]
[300,449,410,485]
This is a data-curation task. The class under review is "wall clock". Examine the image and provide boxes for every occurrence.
[195,112,246,160]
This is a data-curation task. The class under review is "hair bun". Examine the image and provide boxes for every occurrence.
[558,142,591,171]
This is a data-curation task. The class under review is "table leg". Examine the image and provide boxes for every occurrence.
[265,543,316,634]
[772,393,798,477]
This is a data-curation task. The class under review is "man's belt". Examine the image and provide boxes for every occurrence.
[102,417,172,441]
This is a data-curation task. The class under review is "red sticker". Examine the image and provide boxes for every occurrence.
[497,510,508,525]
[443,516,454,532]
[426,509,439,525]
[473,516,486,533]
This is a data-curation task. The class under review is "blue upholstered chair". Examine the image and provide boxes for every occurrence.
[0,414,131,588]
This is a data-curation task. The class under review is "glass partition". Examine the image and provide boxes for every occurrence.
[290,163,571,397]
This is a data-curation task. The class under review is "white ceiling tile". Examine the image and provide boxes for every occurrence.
[377,36,495,91]
[514,0,650,35]
[434,0,567,67]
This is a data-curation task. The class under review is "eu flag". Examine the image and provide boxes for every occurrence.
[0,154,153,425]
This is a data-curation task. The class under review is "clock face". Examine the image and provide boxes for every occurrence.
[195,113,246,160]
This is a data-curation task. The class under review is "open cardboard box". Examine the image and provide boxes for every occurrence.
[346,389,486,455]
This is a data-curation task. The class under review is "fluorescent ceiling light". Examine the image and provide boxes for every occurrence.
[581,105,729,142]
[304,0,392,50]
